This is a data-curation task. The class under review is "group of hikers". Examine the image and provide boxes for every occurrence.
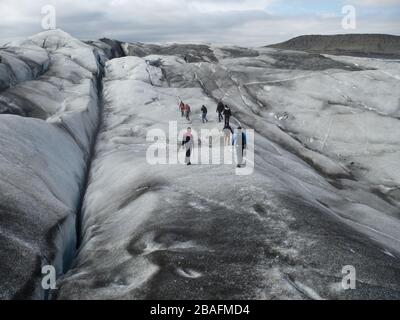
[179,101,210,124]
[179,99,247,168]
[179,101,192,121]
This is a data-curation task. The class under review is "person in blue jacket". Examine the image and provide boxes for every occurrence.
[232,126,247,168]
[201,105,208,123]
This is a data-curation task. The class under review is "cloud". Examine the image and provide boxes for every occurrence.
[0,0,398,46]
[349,0,400,6]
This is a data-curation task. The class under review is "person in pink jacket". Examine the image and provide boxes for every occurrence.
[182,127,194,165]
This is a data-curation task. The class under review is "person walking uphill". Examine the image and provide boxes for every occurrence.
[179,101,185,118]
[182,127,194,165]
[232,126,247,168]
[185,104,191,122]
[201,105,208,123]
[217,101,224,123]
[223,105,232,127]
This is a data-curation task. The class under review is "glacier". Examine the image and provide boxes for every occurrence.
[0,29,112,299]
[0,30,399,300]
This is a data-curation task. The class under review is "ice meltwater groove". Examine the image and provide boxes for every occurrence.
[0,30,123,299]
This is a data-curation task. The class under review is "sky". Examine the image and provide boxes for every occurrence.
[0,0,399,46]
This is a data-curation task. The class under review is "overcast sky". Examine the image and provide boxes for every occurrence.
[0,0,399,46]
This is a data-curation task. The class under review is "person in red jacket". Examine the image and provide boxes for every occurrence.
[185,104,191,121]
[179,101,185,117]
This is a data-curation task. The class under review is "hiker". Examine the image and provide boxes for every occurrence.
[179,101,185,118]
[232,126,247,168]
[216,101,224,123]
[182,127,194,165]
[201,105,208,124]
[223,125,233,146]
[185,104,191,121]
[223,105,232,127]
[184,56,189,63]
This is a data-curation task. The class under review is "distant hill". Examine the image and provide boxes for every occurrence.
[268,34,400,58]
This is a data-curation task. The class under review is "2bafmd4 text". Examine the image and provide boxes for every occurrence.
[151,304,250,317]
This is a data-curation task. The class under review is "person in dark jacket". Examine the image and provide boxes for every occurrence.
[201,105,208,123]
[216,101,224,123]
[223,105,232,127]
[182,127,194,165]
